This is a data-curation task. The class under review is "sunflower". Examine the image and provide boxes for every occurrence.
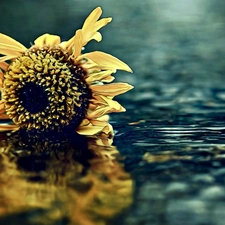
[0,7,133,136]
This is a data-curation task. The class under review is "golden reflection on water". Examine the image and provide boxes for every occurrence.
[0,131,133,225]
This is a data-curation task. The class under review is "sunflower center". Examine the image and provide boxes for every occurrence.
[3,46,91,132]
[18,82,49,114]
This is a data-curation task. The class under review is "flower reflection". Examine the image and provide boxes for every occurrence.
[0,131,133,225]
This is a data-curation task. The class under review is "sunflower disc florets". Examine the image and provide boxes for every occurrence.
[3,46,91,132]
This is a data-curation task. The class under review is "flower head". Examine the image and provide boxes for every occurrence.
[0,7,133,136]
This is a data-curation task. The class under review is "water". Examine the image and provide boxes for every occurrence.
[1,0,225,224]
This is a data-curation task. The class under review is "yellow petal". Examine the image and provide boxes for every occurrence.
[0,100,5,114]
[77,115,113,136]
[0,71,4,88]
[0,124,18,131]
[59,9,111,52]
[79,118,90,127]
[91,83,134,96]
[101,123,113,136]
[91,94,125,109]
[34,34,61,48]
[0,114,9,119]
[93,106,124,118]
[97,114,110,122]
[87,97,125,118]
[82,7,102,31]
[76,124,105,135]
[90,119,109,127]
[0,43,25,57]
[92,121,113,137]
[78,51,132,72]
[81,7,112,46]
[77,57,116,74]
[101,75,115,83]
[86,74,115,84]
[0,55,16,62]
[0,61,8,70]
[93,18,113,32]
[88,31,102,42]
[0,33,27,51]
[82,114,110,123]
[60,37,74,52]
[87,106,111,118]
[91,95,110,105]
[99,95,125,110]
[74,30,83,59]
[86,70,112,83]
